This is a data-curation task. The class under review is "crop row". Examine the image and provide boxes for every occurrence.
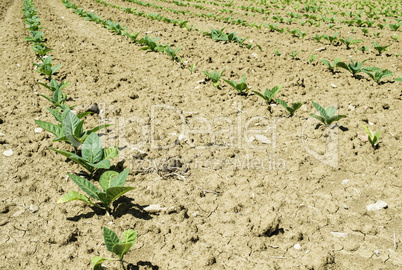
[23,0,139,269]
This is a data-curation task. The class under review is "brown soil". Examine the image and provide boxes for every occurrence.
[1,0,401,269]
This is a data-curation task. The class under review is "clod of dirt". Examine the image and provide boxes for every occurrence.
[251,211,281,237]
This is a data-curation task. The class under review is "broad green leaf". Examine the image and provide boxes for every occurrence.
[103,227,120,253]
[88,159,111,169]
[77,111,93,119]
[50,147,75,158]
[100,171,119,191]
[57,190,94,205]
[312,101,328,119]
[327,115,346,125]
[122,230,137,244]
[103,146,119,160]
[325,106,337,117]
[68,173,100,200]
[373,130,380,145]
[395,77,402,82]
[74,120,85,140]
[82,133,103,164]
[46,107,63,123]
[104,186,136,206]
[88,124,113,134]
[91,256,109,270]
[63,110,81,148]
[35,120,63,137]
[110,168,130,188]
[112,243,133,260]
[310,114,326,124]
[362,125,372,137]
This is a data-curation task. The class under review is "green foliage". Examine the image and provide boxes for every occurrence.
[273,49,282,56]
[389,23,400,31]
[165,45,182,62]
[139,36,166,52]
[395,77,402,82]
[339,35,362,49]
[223,74,250,95]
[33,56,61,79]
[336,58,368,77]
[363,67,393,84]
[290,50,301,60]
[24,31,44,45]
[92,228,137,270]
[310,101,346,126]
[187,63,196,73]
[50,132,118,173]
[31,44,53,57]
[362,125,380,148]
[204,68,225,88]
[372,41,391,55]
[253,85,282,104]
[58,168,134,215]
[308,54,317,63]
[276,99,302,116]
[322,32,339,44]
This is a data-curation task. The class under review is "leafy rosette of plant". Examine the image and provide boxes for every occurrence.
[339,35,362,49]
[224,74,250,95]
[35,108,112,150]
[204,68,225,88]
[253,85,282,104]
[310,101,346,126]
[24,31,44,45]
[362,125,380,149]
[276,99,302,116]
[372,41,391,55]
[92,227,137,270]
[165,45,182,62]
[58,168,134,215]
[321,58,341,73]
[51,132,118,173]
[31,44,53,57]
[37,78,70,93]
[33,56,61,79]
[336,58,367,77]
[322,32,339,44]
[362,67,393,84]
[138,36,167,52]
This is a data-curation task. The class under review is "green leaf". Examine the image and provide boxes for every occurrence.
[34,120,63,137]
[312,101,328,119]
[82,133,103,164]
[373,130,380,145]
[310,113,326,124]
[77,111,93,119]
[104,186,136,207]
[46,107,63,123]
[91,256,109,270]
[68,173,100,200]
[326,115,346,125]
[57,190,94,205]
[112,243,133,260]
[103,227,120,253]
[122,230,137,244]
[88,124,113,134]
[395,77,402,82]
[88,159,111,169]
[103,146,119,160]
[325,106,337,117]
[99,171,119,191]
[110,168,130,187]
[63,110,81,148]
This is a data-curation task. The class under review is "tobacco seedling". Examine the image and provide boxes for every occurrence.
[372,41,391,55]
[362,125,380,149]
[125,32,140,43]
[92,227,137,270]
[274,49,282,56]
[35,108,112,150]
[24,31,44,44]
[308,54,317,63]
[203,68,225,88]
[290,50,301,60]
[58,168,134,215]
[389,23,401,31]
[139,36,166,52]
[322,32,339,44]
[224,74,250,95]
[336,58,367,77]
[34,56,61,79]
[187,63,196,73]
[253,85,282,104]
[362,67,393,84]
[310,101,346,126]
[31,44,53,57]
[339,35,362,49]
[37,78,70,92]
[276,99,302,116]
[165,45,182,62]
[51,132,118,173]
[395,77,402,82]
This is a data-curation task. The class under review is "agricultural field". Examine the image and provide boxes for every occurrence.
[0,0,401,268]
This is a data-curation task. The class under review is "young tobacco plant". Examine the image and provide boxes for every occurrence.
[336,58,367,77]
[276,99,302,116]
[139,36,166,52]
[165,45,182,62]
[24,31,44,45]
[310,101,346,126]
[204,68,225,88]
[321,58,341,73]
[253,85,282,104]
[339,35,362,49]
[31,44,53,57]
[372,41,391,55]
[92,227,137,270]
[34,56,61,79]
[58,168,134,215]
[322,32,339,44]
[362,67,393,84]
[362,125,380,149]
[51,132,118,174]
[223,74,250,95]
[290,50,301,60]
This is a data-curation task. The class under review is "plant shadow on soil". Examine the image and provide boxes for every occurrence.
[127,261,159,270]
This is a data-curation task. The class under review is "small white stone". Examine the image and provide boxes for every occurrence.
[3,149,13,157]
[248,136,255,143]
[251,53,258,58]
[348,104,356,111]
[17,64,21,67]
[143,204,167,213]
[331,83,337,88]
[255,135,271,144]
[369,121,374,125]
[29,205,39,213]
[294,243,301,250]
[374,250,380,256]
[0,132,5,136]
[342,179,349,185]
[366,200,388,211]
[330,232,348,238]
[34,128,43,133]
[178,134,187,141]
